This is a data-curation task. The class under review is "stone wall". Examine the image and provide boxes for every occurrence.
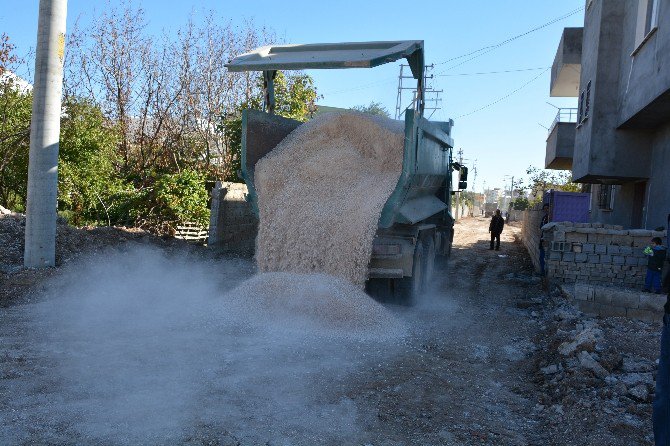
[565,283,666,322]
[521,211,668,288]
[544,223,666,288]
[521,210,544,272]
[208,182,258,257]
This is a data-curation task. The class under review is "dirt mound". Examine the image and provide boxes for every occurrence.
[254,112,404,287]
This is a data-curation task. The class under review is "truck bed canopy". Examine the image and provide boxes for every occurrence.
[225,40,424,80]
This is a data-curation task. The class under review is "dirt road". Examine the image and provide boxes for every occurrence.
[0,215,656,445]
[345,216,548,445]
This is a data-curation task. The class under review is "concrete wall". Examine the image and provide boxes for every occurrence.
[618,0,670,127]
[565,0,670,229]
[573,0,652,182]
[545,122,575,169]
[208,182,258,257]
[647,122,670,229]
[589,183,636,228]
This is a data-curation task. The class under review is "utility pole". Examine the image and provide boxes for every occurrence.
[24,0,68,268]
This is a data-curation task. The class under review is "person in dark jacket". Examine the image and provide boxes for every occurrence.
[653,215,670,445]
[488,209,505,251]
[644,237,667,293]
[653,289,670,444]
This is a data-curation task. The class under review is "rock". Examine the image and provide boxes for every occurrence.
[541,364,560,375]
[558,327,601,356]
[622,357,655,373]
[554,308,578,322]
[551,404,565,415]
[578,351,609,379]
[620,372,654,387]
[627,384,650,402]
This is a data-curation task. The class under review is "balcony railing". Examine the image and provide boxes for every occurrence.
[548,108,578,134]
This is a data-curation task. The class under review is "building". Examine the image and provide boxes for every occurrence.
[545,0,670,230]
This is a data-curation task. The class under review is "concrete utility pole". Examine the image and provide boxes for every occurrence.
[24,0,68,268]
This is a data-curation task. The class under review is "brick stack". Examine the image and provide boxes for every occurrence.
[208,182,258,256]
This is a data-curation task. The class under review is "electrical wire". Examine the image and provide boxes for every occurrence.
[455,67,550,119]
[434,6,584,73]
[438,67,550,77]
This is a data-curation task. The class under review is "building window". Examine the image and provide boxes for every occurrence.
[634,0,660,50]
[584,81,591,119]
[598,184,615,210]
[577,81,591,125]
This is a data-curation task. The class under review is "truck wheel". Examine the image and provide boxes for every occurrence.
[392,239,424,304]
[421,233,436,291]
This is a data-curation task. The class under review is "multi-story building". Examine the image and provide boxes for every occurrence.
[545,0,670,230]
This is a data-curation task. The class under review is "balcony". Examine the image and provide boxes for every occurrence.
[550,28,583,97]
[545,108,577,170]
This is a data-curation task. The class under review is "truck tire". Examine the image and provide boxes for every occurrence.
[392,239,424,304]
[421,232,436,291]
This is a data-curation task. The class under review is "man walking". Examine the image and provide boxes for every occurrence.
[489,209,504,251]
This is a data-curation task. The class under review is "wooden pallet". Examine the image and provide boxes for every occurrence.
[175,222,209,244]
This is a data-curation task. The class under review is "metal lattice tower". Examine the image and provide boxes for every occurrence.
[395,64,443,120]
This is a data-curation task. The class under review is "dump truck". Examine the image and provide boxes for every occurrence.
[225,40,464,301]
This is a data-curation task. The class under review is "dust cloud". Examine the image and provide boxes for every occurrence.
[0,247,406,444]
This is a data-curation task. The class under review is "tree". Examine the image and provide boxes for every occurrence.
[0,34,31,210]
[351,101,390,118]
[512,196,530,210]
[522,166,581,205]
[57,97,126,225]
[218,71,320,181]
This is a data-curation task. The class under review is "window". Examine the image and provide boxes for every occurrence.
[577,81,591,125]
[634,0,660,50]
[598,184,615,210]
[584,81,591,119]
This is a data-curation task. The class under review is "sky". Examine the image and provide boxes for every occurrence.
[1,0,584,192]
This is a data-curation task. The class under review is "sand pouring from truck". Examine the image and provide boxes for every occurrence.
[225,41,468,302]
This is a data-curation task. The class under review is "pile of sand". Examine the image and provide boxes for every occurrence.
[228,271,404,340]
[254,112,405,287]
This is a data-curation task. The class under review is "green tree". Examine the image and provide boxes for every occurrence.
[512,196,530,210]
[522,166,581,205]
[351,101,390,118]
[133,169,210,233]
[0,34,31,211]
[57,97,127,225]
[219,71,319,181]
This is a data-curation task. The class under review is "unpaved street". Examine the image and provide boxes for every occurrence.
[0,215,657,445]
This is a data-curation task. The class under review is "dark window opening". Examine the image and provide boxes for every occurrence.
[598,184,614,210]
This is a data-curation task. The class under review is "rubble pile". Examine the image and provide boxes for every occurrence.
[535,288,659,444]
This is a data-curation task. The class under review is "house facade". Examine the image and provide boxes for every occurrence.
[546,0,670,230]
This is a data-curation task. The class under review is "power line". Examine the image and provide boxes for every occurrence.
[455,67,550,119]
[438,67,550,77]
[434,6,584,72]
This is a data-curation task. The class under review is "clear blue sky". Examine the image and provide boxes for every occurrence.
[1,0,584,192]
